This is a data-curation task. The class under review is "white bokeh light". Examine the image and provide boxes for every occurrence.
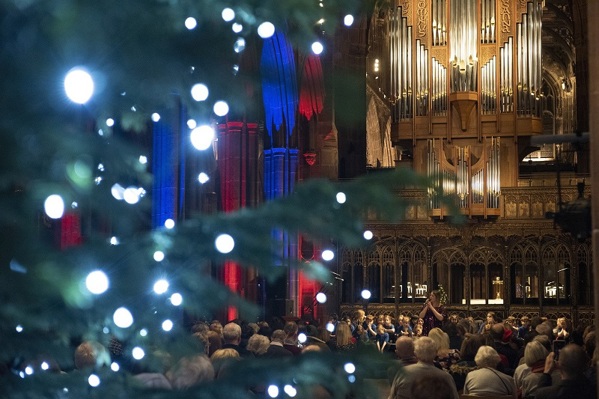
[164,218,175,229]
[187,119,197,129]
[170,293,183,306]
[25,366,33,375]
[215,234,235,254]
[284,385,297,397]
[111,362,120,372]
[322,249,334,261]
[221,8,235,22]
[123,186,141,204]
[258,22,275,38]
[139,155,147,164]
[132,347,145,360]
[113,307,134,328]
[198,172,210,184]
[234,37,246,53]
[344,362,356,374]
[361,289,372,300]
[151,113,160,122]
[106,118,115,127]
[326,322,335,333]
[40,361,49,371]
[109,236,120,245]
[336,192,346,204]
[153,251,165,262]
[267,385,279,398]
[316,292,327,303]
[139,328,148,337]
[190,125,215,151]
[64,67,94,104]
[363,230,374,240]
[191,83,209,102]
[311,41,324,55]
[44,194,65,219]
[213,101,229,117]
[298,333,307,343]
[86,270,109,295]
[153,279,169,295]
[88,374,100,387]
[185,17,197,30]
[232,23,243,33]
[111,183,125,200]
[344,14,355,26]
[16,325,23,333]
[162,319,174,332]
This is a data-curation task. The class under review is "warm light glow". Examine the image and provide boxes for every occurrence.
[191,83,209,101]
[190,125,215,151]
[64,67,94,104]
[44,194,65,219]
[215,234,235,254]
[113,307,134,328]
[153,279,169,294]
[311,41,324,55]
[213,101,229,117]
[257,22,275,38]
[86,270,109,295]
[322,249,334,261]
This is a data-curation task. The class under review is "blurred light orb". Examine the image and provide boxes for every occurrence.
[153,251,165,262]
[25,366,34,375]
[187,119,197,129]
[102,327,110,334]
[123,186,141,204]
[215,234,235,254]
[267,385,279,398]
[326,322,335,333]
[344,14,355,26]
[344,362,356,374]
[88,374,100,387]
[170,293,183,306]
[64,67,94,104]
[185,17,197,30]
[298,333,307,343]
[198,172,210,184]
[284,385,297,397]
[348,375,356,383]
[191,83,209,102]
[111,183,125,200]
[221,7,235,22]
[311,41,324,55]
[86,270,109,295]
[164,218,175,229]
[106,118,115,127]
[190,125,215,151]
[151,113,160,122]
[153,279,169,295]
[322,249,334,261]
[109,236,119,245]
[316,292,327,303]
[336,192,346,204]
[257,22,275,38]
[113,307,134,328]
[234,37,246,53]
[139,155,147,164]
[139,328,148,337]
[40,361,49,371]
[132,347,145,360]
[162,319,174,332]
[111,362,120,372]
[16,325,24,332]
[232,23,243,33]
[44,194,65,219]
[363,230,374,240]
[361,289,371,300]
[213,101,229,117]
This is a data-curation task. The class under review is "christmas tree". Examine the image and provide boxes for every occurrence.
[0,0,452,397]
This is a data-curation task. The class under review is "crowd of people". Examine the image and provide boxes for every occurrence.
[4,290,597,399]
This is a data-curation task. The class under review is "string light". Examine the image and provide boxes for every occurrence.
[257,22,275,38]
[344,14,354,26]
[88,374,100,387]
[284,385,297,397]
[164,219,175,229]
[153,251,165,262]
[311,41,324,55]
[162,319,174,331]
[44,195,65,219]
[86,270,109,295]
[190,125,215,150]
[191,83,209,101]
[316,292,327,303]
[213,101,229,117]
[363,230,373,240]
[322,249,334,261]
[215,234,235,254]
[106,118,115,127]
[344,362,356,374]
[151,113,160,122]
[232,23,243,33]
[198,172,210,184]
[267,385,279,398]
[170,293,183,306]
[64,67,94,104]
[336,192,346,204]
[221,8,235,22]
[185,17,197,30]
[113,307,134,328]
[153,279,169,295]
[131,347,145,360]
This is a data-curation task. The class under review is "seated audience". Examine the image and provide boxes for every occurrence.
[165,354,215,390]
[264,330,293,358]
[449,334,486,391]
[428,327,460,369]
[517,340,561,398]
[463,345,517,398]
[246,333,270,357]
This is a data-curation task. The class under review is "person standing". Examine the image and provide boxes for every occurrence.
[419,290,446,337]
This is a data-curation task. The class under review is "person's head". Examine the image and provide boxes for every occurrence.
[271,329,286,344]
[428,327,450,351]
[474,345,501,369]
[284,321,299,339]
[206,330,223,357]
[335,322,352,345]
[384,314,393,325]
[428,290,440,305]
[490,323,506,341]
[167,354,215,389]
[532,334,552,353]
[246,333,270,356]
[449,313,459,324]
[460,335,485,361]
[316,326,331,343]
[524,340,549,367]
[354,309,365,322]
[395,336,415,359]
[535,321,554,339]
[222,322,242,345]
[74,341,110,370]
[210,348,240,362]
[414,337,438,363]
[486,312,496,324]
[558,343,590,379]
[410,373,454,399]
[584,331,596,359]
[210,320,223,336]
[557,317,571,331]
[520,316,530,327]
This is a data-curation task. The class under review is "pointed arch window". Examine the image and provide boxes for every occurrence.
[510,241,539,304]
[542,243,571,305]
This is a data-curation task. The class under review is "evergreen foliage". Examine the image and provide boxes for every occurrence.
[0,0,457,397]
